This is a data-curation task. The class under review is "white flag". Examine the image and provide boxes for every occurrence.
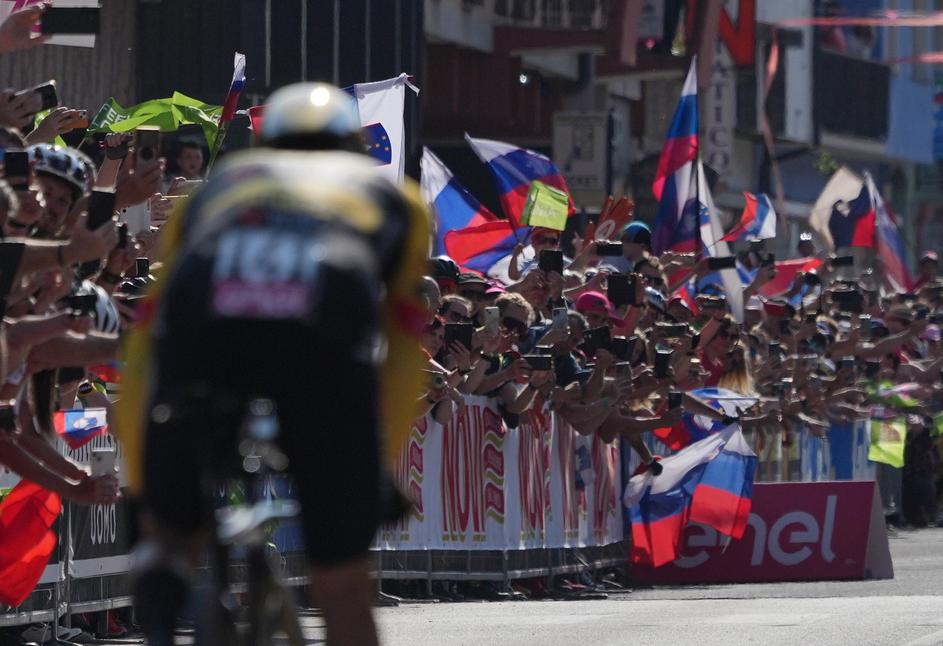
[696,160,744,323]
[349,73,419,185]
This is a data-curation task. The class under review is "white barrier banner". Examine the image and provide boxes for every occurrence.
[376,395,624,550]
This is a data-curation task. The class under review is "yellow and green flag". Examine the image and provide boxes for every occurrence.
[521,180,569,231]
[87,93,223,149]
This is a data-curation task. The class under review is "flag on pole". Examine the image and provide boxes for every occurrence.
[347,74,420,184]
[444,219,525,277]
[420,147,496,255]
[54,408,108,450]
[809,166,876,251]
[696,160,745,323]
[220,52,246,125]
[723,193,777,242]
[867,172,914,293]
[624,424,756,567]
[0,480,61,607]
[652,58,699,254]
[465,134,575,229]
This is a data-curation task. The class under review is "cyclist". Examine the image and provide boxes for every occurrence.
[118,83,429,646]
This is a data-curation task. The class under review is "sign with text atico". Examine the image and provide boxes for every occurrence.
[633,481,893,584]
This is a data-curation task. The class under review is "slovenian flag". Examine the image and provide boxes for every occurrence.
[696,160,744,323]
[54,408,108,450]
[624,424,757,567]
[868,172,914,293]
[723,193,777,242]
[654,388,759,450]
[220,52,246,125]
[465,134,574,230]
[652,57,699,255]
[420,147,496,255]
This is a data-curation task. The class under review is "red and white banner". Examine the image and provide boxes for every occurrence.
[632,480,892,583]
[375,396,624,550]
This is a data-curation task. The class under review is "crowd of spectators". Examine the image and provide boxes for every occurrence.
[418,222,943,529]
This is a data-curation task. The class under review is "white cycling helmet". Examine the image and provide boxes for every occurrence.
[259,83,362,151]
[75,280,120,336]
[28,144,95,200]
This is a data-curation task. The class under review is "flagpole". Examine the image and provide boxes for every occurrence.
[204,121,229,178]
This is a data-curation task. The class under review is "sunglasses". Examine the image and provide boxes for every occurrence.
[443,309,470,323]
[502,317,527,335]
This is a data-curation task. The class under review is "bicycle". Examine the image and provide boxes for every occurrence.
[196,398,305,646]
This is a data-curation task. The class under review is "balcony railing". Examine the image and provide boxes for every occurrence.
[491,0,608,29]
[814,49,889,141]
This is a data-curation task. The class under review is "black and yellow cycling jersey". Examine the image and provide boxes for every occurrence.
[114,149,430,495]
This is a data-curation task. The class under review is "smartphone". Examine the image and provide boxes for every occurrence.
[536,345,554,355]
[607,274,635,307]
[929,313,943,325]
[66,293,97,316]
[551,307,568,331]
[86,189,116,230]
[134,126,161,167]
[915,304,930,320]
[657,322,688,338]
[700,296,727,310]
[3,150,29,189]
[833,289,863,313]
[778,318,793,335]
[0,406,14,432]
[523,354,552,371]
[41,7,101,35]
[105,140,130,160]
[707,256,737,271]
[70,110,89,129]
[654,349,673,379]
[0,242,24,307]
[582,326,611,357]
[13,81,58,112]
[668,390,682,410]
[864,361,881,378]
[831,255,855,268]
[805,313,817,324]
[90,448,116,477]
[484,306,500,336]
[761,253,776,268]
[444,322,474,351]
[135,257,150,278]
[117,222,128,249]
[803,272,822,287]
[609,336,630,360]
[538,249,564,275]
[839,357,856,372]
[596,241,623,257]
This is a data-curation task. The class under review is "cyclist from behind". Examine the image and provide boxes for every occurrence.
[118,83,429,646]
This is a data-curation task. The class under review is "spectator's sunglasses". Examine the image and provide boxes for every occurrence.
[533,234,560,246]
[640,273,663,286]
[5,218,29,231]
[584,310,608,325]
[502,317,527,335]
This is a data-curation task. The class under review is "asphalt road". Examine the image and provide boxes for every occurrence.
[334,527,943,646]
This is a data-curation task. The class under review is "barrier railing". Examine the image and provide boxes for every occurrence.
[0,398,881,626]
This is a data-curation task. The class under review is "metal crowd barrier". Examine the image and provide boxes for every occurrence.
[0,412,879,627]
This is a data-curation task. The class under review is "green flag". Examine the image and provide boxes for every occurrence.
[88,94,223,149]
[868,418,906,468]
[520,180,569,231]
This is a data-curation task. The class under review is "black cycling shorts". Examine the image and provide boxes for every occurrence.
[142,239,382,566]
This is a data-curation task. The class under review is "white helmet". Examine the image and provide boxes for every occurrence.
[259,83,362,151]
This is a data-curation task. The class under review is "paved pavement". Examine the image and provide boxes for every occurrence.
[106,527,943,645]
[370,528,943,645]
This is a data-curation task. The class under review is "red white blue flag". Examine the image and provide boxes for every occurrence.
[444,219,523,276]
[723,193,777,242]
[465,134,574,230]
[867,172,914,293]
[652,58,699,255]
[220,52,246,125]
[624,424,756,567]
[421,147,496,255]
